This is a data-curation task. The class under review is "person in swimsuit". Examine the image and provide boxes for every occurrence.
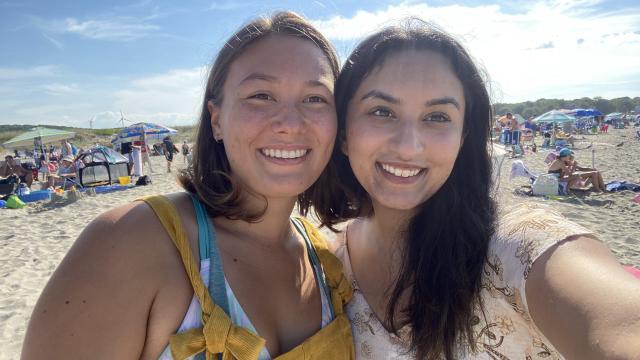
[22,12,353,360]
[548,148,605,192]
[313,22,640,359]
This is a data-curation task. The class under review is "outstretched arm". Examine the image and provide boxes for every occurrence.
[527,235,640,359]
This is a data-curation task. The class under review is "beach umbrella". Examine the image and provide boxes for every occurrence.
[604,112,623,120]
[112,122,178,144]
[532,110,576,124]
[567,109,603,117]
[2,126,75,149]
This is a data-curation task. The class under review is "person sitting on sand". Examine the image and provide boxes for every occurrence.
[0,155,33,188]
[43,155,77,190]
[566,153,606,192]
[548,148,605,192]
[555,129,575,147]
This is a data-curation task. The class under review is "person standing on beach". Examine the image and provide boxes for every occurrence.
[21,12,354,360]
[133,129,153,174]
[162,136,179,173]
[60,139,72,158]
[181,140,189,165]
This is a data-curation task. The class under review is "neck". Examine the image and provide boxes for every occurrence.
[215,192,298,248]
[354,203,415,272]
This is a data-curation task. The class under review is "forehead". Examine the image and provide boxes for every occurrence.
[226,35,334,87]
[358,49,464,101]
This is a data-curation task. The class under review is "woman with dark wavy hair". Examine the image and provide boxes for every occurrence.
[314,22,640,359]
[23,12,354,360]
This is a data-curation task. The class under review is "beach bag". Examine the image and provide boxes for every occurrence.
[0,174,19,196]
[532,174,559,196]
[135,175,152,186]
[5,195,25,209]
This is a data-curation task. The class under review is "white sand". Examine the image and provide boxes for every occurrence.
[1,129,638,358]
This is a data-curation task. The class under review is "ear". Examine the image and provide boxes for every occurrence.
[208,100,222,140]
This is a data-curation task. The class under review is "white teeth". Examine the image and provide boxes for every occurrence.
[381,163,421,178]
[261,149,308,159]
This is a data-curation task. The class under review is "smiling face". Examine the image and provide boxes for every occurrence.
[209,35,337,200]
[343,50,465,212]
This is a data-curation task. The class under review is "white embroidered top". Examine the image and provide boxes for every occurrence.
[334,203,593,359]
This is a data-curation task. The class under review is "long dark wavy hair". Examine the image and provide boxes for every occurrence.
[178,11,339,221]
[313,21,497,359]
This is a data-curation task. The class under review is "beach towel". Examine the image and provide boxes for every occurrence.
[509,160,537,181]
[605,181,640,192]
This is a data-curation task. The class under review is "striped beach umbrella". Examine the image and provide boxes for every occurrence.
[112,122,178,144]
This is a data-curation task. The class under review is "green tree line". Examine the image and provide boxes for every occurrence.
[494,96,640,118]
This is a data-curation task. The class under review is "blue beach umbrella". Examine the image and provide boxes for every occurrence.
[568,109,603,117]
[112,122,178,144]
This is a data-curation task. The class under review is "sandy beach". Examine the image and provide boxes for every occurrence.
[1,129,639,358]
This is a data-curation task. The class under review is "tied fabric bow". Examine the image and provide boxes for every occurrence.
[170,304,266,360]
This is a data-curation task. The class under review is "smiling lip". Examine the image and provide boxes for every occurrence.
[259,147,311,165]
[376,162,426,184]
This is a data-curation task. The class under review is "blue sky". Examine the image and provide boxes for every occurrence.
[1,0,639,128]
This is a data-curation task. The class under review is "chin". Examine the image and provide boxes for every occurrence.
[259,180,312,198]
[374,196,426,212]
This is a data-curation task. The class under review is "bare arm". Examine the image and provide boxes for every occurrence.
[21,202,165,359]
[527,235,640,359]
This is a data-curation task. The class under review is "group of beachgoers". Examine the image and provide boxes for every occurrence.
[1,139,82,191]
[20,12,639,359]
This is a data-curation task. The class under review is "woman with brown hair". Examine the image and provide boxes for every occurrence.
[22,12,353,360]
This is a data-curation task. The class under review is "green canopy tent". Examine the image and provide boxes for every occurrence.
[2,127,75,149]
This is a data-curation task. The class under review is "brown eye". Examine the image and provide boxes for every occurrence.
[424,112,450,122]
[370,108,393,118]
[249,93,274,101]
[304,96,327,104]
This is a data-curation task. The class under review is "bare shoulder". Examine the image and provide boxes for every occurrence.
[22,192,197,359]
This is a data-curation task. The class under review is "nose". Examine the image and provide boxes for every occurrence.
[271,103,305,135]
[390,120,424,159]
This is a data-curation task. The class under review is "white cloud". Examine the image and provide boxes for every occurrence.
[42,83,79,95]
[61,17,160,41]
[311,0,640,102]
[0,65,58,80]
[112,67,207,127]
[33,15,161,41]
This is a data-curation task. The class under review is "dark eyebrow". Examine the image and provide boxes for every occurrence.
[426,97,461,110]
[239,72,278,85]
[360,90,399,104]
